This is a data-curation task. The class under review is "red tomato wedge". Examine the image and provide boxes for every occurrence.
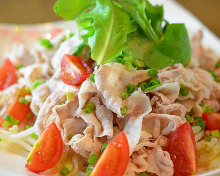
[90,132,129,176]
[25,122,63,173]
[167,122,198,176]
[50,28,62,39]
[0,58,17,90]
[0,86,31,126]
[61,54,92,86]
[202,113,220,130]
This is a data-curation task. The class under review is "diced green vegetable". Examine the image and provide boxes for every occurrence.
[66,91,72,100]
[148,68,158,76]
[127,84,136,94]
[148,78,160,87]
[205,136,213,142]
[68,134,74,140]
[121,92,129,100]
[121,106,128,116]
[10,119,19,126]
[16,64,24,70]
[90,73,95,82]
[185,115,193,123]
[38,39,53,49]
[145,84,161,92]
[179,84,189,96]
[3,114,13,122]
[84,102,96,114]
[139,82,149,91]
[211,130,220,138]
[2,121,10,128]
[19,97,29,105]
[29,133,38,140]
[88,154,99,165]
[101,143,108,153]
[85,164,93,175]
[60,167,69,176]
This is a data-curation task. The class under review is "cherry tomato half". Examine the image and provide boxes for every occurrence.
[167,122,198,176]
[90,132,129,176]
[61,54,92,86]
[0,58,17,90]
[0,86,31,126]
[202,113,220,130]
[25,122,63,173]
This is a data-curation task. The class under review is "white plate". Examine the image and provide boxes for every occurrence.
[0,0,220,176]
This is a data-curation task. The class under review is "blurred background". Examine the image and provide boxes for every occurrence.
[0,0,219,37]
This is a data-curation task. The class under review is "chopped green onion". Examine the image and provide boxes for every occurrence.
[16,88,25,97]
[90,73,95,82]
[84,102,96,114]
[68,134,74,140]
[200,104,214,113]
[126,62,135,72]
[85,164,93,175]
[88,154,99,165]
[64,161,73,172]
[29,133,38,140]
[185,115,193,123]
[73,42,85,56]
[133,59,145,68]
[148,78,160,87]
[24,86,31,93]
[26,126,32,129]
[115,58,125,64]
[211,130,220,138]
[196,121,206,131]
[16,64,23,70]
[60,167,69,176]
[145,84,162,92]
[121,106,128,116]
[139,172,148,176]
[66,91,72,101]
[139,82,149,91]
[59,102,65,105]
[38,39,53,49]
[148,68,158,76]
[205,136,213,142]
[66,32,74,39]
[179,84,189,96]
[209,70,220,82]
[3,114,13,122]
[127,84,136,94]
[2,121,10,128]
[43,98,47,102]
[32,80,39,89]
[101,143,108,153]
[194,116,202,121]
[19,97,29,105]
[120,92,129,100]
[216,62,220,68]
[0,138,1,142]
[10,119,19,126]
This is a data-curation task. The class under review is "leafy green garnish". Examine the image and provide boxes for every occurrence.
[54,0,191,68]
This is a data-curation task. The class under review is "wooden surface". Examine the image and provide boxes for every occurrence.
[0,0,219,37]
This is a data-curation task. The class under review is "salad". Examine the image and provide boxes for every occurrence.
[0,0,220,176]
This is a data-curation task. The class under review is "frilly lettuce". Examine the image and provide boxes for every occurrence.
[54,0,191,69]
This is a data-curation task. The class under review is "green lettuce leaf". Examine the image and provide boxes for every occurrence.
[117,0,159,43]
[54,0,95,20]
[144,23,191,69]
[79,0,134,64]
